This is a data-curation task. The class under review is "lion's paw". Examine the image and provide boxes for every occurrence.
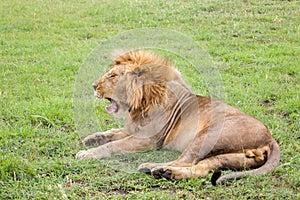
[137,163,151,174]
[75,150,97,159]
[151,167,173,180]
[138,163,161,174]
[82,133,107,146]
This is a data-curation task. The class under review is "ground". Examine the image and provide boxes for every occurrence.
[0,0,299,199]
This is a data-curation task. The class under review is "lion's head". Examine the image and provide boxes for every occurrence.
[93,50,189,121]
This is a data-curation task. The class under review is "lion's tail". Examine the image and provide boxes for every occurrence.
[211,139,280,185]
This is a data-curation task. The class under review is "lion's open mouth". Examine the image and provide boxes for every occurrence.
[105,98,118,114]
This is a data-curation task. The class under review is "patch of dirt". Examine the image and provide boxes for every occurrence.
[259,99,276,107]
[111,188,130,195]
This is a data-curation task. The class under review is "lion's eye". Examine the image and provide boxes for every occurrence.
[108,74,117,79]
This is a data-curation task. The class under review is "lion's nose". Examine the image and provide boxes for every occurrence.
[92,83,97,91]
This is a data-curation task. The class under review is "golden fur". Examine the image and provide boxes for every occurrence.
[76,50,280,184]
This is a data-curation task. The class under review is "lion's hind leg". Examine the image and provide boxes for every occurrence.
[150,156,221,180]
[245,145,270,163]
[138,161,193,174]
[138,162,173,174]
[149,146,270,180]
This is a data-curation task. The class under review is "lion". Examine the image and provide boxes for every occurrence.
[76,50,280,185]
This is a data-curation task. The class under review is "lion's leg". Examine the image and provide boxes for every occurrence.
[138,135,205,173]
[166,129,216,166]
[150,158,217,179]
[138,160,195,173]
[138,162,174,173]
[82,128,129,146]
[150,146,269,180]
[76,135,156,159]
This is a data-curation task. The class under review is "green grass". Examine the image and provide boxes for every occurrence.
[1,0,299,199]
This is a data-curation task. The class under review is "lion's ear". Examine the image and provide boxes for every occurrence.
[126,68,167,118]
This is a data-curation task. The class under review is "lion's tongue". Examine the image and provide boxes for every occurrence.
[105,100,118,114]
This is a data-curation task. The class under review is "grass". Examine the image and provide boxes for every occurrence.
[1,0,299,199]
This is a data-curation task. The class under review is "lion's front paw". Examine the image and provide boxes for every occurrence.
[75,150,97,159]
[82,136,96,146]
[82,133,108,146]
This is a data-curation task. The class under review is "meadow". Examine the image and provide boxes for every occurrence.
[1,0,299,199]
